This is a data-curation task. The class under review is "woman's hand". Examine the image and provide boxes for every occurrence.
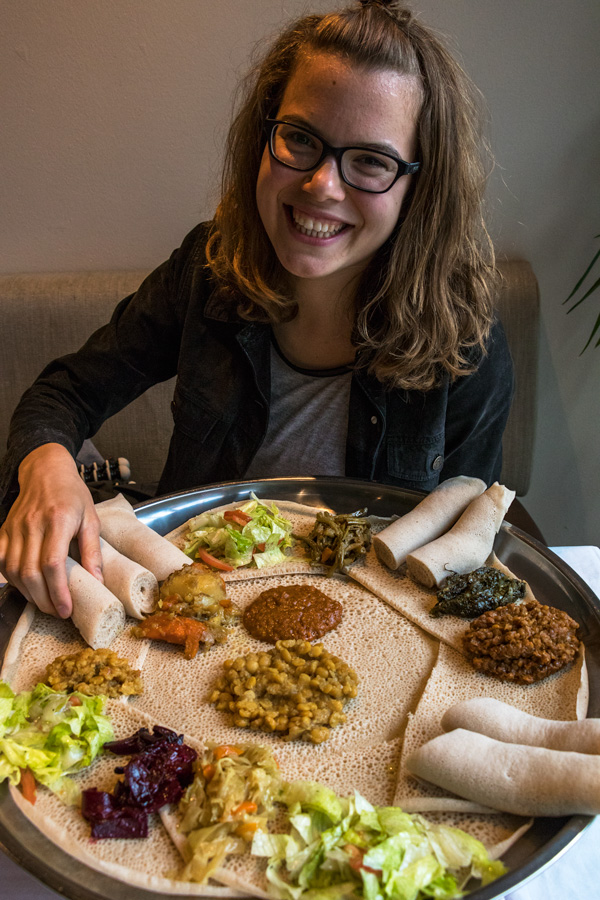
[0,444,103,618]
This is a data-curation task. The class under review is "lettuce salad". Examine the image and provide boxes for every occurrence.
[183,494,294,570]
[252,781,506,900]
[0,681,114,803]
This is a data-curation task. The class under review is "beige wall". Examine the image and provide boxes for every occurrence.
[1,0,599,545]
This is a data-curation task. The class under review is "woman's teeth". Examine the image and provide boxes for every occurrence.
[292,211,346,238]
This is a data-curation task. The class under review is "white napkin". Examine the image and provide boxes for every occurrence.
[550,545,600,597]
[506,544,600,900]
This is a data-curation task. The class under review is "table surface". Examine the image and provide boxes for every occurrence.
[1,543,599,900]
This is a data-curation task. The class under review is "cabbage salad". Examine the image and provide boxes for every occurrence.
[183,494,294,570]
[252,781,507,900]
[0,681,114,803]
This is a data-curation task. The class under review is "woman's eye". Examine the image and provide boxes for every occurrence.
[286,129,317,149]
[356,154,390,171]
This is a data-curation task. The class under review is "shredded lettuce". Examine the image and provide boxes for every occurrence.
[0,681,114,803]
[252,781,507,900]
[183,494,294,569]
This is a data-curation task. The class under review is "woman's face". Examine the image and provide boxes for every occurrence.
[256,51,420,294]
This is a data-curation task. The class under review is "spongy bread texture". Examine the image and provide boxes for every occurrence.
[441,696,600,753]
[2,605,149,693]
[66,556,126,649]
[405,729,600,817]
[373,475,486,570]
[132,573,438,769]
[9,700,243,896]
[3,496,585,892]
[405,483,515,588]
[394,640,587,811]
[95,493,190,581]
[98,537,158,618]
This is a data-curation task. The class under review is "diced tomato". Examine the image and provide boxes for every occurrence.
[255,542,266,553]
[343,844,381,875]
[195,548,234,571]
[224,510,252,527]
[68,695,83,706]
[344,844,363,870]
[214,744,242,760]
[20,768,37,805]
[231,801,258,817]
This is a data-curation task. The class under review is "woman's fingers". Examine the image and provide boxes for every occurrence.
[0,443,100,618]
[1,505,72,617]
[0,522,56,615]
[76,506,104,586]
[38,520,78,618]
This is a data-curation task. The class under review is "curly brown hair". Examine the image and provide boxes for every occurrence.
[206,0,496,390]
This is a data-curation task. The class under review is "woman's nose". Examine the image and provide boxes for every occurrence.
[302,156,347,202]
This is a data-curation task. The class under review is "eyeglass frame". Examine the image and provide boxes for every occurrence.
[264,117,420,194]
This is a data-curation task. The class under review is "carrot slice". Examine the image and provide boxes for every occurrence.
[195,548,234,571]
[214,744,242,760]
[231,801,258,817]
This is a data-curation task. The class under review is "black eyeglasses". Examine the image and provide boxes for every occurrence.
[265,118,419,194]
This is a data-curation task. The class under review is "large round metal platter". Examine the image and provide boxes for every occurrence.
[1,476,598,900]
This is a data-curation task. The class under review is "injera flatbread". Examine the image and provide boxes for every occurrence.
[394,640,588,812]
[8,700,244,897]
[405,482,515,588]
[131,572,439,757]
[349,550,537,652]
[2,495,590,893]
[1,603,150,691]
[98,537,158,618]
[96,494,190,581]
[373,475,486,569]
[65,556,126,648]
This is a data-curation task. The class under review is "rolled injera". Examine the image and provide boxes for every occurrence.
[95,494,190,582]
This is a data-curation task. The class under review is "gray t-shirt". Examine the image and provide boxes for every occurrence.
[244,340,352,479]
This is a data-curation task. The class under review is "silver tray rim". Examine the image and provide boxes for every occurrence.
[1,475,599,900]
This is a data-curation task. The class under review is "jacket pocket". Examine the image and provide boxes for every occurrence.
[170,383,224,445]
[386,436,445,487]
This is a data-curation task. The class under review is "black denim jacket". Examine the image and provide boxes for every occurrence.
[0,223,514,518]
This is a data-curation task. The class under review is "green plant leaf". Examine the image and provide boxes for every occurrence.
[564,234,600,352]
[580,309,600,355]
[565,274,600,313]
[563,237,600,304]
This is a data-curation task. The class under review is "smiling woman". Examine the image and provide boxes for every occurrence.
[0,0,514,619]
[255,55,419,302]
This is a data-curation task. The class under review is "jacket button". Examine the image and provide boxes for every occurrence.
[371,416,377,425]
[432,455,443,471]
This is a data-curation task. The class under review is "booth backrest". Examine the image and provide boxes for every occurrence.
[0,259,539,494]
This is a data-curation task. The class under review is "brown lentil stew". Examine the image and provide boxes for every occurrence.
[44,648,143,698]
[463,598,580,684]
[242,584,343,642]
[208,639,359,744]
